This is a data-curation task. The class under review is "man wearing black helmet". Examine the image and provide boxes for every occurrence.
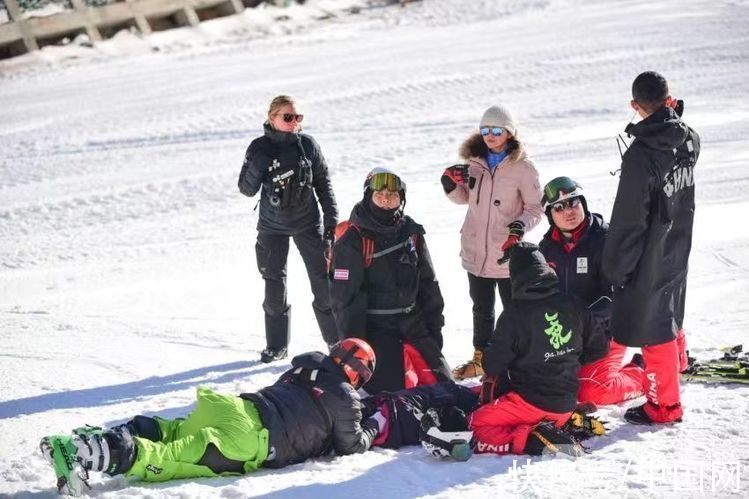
[39,339,384,495]
[539,177,645,406]
[328,168,453,393]
[603,71,700,425]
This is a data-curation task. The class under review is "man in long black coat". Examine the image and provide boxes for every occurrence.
[603,71,700,425]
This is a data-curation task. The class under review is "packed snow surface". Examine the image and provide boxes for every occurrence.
[1,0,748,497]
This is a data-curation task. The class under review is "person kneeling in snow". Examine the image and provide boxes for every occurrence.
[40,339,387,496]
[468,243,609,457]
[362,381,607,462]
[539,176,645,406]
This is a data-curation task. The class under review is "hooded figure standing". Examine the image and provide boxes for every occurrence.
[602,72,700,425]
[328,168,453,393]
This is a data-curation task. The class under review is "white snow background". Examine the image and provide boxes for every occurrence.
[1,0,749,497]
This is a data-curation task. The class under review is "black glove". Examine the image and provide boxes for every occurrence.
[478,373,510,405]
[440,164,468,194]
[507,220,525,239]
[323,225,336,249]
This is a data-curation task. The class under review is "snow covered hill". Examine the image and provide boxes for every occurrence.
[1,0,748,497]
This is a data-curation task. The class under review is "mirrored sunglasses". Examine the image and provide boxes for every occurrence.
[480,126,504,137]
[282,113,304,123]
[551,197,582,212]
[369,172,402,192]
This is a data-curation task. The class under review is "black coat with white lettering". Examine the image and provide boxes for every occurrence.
[482,266,609,413]
[240,352,378,469]
[602,106,700,347]
[329,201,449,393]
[238,124,338,235]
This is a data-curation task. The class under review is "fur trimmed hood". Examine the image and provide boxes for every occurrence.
[459,132,525,163]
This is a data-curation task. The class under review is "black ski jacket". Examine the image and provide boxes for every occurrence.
[329,201,449,392]
[241,352,378,469]
[539,213,613,337]
[238,124,338,235]
[539,213,611,305]
[361,383,479,449]
[602,106,700,346]
[483,258,609,413]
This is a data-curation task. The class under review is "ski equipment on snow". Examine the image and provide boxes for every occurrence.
[681,345,749,385]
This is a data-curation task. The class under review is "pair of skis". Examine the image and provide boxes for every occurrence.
[681,344,749,385]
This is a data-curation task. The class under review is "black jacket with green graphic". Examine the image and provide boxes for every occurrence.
[483,248,609,413]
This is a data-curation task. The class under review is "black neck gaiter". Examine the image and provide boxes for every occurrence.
[368,198,399,225]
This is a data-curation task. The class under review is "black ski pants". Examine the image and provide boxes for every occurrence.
[255,228,340,349]
[467,272,512,351]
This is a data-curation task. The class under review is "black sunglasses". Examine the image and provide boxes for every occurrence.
[281,113,304,123]
[551,198,582,212]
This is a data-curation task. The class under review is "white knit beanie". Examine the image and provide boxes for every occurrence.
[479,105,517,136]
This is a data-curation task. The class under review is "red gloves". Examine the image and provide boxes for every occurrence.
[498,221,525,264]
[440,164,469,193]
[371,402,391,446]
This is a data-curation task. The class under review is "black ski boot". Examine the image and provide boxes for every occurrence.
[262,309,290,363]
[624,403,683,425]
[260,347,288,363]
[524,421,585,458]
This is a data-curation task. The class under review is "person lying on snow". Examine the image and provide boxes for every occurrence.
[467,243,610,457]
[39,339,386,496]
[361,380,608,461]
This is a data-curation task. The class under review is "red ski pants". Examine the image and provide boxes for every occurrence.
[468,392,571,455]
[642,338,683,422]
[578,340,644,405]
[403,342,438,388]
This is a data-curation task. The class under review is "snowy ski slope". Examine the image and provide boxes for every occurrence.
[1,0,748,497]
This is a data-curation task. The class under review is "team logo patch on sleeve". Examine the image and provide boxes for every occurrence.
[334,268,349,280]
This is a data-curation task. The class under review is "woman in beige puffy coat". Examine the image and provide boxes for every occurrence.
[440,105,543,379]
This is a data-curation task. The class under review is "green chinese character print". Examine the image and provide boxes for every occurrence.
[544,312,572,350]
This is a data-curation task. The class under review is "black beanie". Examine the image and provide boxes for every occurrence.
[509,242,543,275]
[508,242,557,287]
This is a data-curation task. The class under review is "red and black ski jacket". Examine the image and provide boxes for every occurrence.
[241,352,378,469]
[539,213,612,302]
[361,382,479,449]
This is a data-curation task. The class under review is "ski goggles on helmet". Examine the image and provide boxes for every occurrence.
[368,172,402,192]
[479,126,504,137]
[542,176,584,209]
[550,197,582,213]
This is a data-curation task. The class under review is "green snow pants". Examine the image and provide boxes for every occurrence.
[126,387,270,482]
